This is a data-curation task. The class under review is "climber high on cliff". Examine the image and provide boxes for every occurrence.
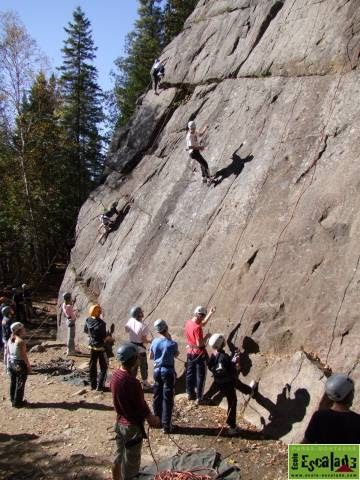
[151,58,165,95]
[97,201,119,244]
[186,121,212,185]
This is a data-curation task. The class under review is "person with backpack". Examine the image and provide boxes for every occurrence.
[84,304,109,391]
[185,305,216,404]
[151,58,165,95]
[8,322,31,408]
[111,342,160,480]
[2,305,14,373]
[207,333,241,435]
[125,306,152,388]
[186,121,212,184]
[62,292,78,356]
[150,319,179,433]
[303,373,360,443]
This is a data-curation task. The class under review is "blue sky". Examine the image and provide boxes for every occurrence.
[0,1,139,91]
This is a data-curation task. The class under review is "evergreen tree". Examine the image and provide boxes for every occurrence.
[163,0,198,45]
[112,0,163,126]
[59,7,104,203]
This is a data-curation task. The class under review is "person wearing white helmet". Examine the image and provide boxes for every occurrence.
[303,373,360,443]
[208,333,241,435]
[149,319,179,433]
[184,305,216,404]
[8,322,31,407]
[186,121,211,184]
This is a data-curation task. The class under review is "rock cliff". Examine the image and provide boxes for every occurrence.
[59,0,360,441]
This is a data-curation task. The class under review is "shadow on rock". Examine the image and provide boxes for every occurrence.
[0,433,106,479]
[257,384,310,440]
[213,152,254,186]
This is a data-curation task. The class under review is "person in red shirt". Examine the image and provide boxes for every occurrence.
[184,305,216,404]
[110,342,160,480]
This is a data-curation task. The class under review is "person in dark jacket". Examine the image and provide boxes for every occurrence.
[303,373,360,444]
[84,304,109,391]
[207,333,241,435]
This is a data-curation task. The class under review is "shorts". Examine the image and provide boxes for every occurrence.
[114,423,143,479]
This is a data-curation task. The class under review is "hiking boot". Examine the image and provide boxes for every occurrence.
[96,386,110,392]
[202,177,208,184]
[187,393,196,401]
[13,400,29,408]
[195,398,206,406]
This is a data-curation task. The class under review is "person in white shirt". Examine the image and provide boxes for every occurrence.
[186,121,211,184]
[125,306,152,387]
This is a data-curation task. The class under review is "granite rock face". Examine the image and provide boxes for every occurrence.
[59,0,360,441]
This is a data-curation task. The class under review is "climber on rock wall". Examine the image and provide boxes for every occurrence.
[185,305,216,404]
[97,201,119,244]
[302,373,360,443]
[125,306,152,389]
[186,121,213,184]
[151,58,165,95]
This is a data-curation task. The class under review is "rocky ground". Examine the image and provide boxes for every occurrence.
[0,291,288,480]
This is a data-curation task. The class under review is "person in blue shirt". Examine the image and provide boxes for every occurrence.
[149,319,179,434]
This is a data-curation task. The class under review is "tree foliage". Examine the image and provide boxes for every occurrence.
[59,6,104,202]
[112,0,197,127]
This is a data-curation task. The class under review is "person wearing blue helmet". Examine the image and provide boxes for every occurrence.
[150,319,179,434]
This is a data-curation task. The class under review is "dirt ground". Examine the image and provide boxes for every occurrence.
[0,289,288,480]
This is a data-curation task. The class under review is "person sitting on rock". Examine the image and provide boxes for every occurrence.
[151,58,165,95]
[111,342,160,480]
[84,304,109,391]
[150,319,179,434]
[207,333,241,435]
[186,121,212,184]
[8,322,31,408]
[303,373,360,443]
[62,292,78,356]
[98,201,119,244]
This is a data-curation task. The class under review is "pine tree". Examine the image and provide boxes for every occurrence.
[112,0,163,126]
[163,0,198,45]
[59,7,104,204]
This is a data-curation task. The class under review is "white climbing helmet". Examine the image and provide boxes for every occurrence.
[188,120,196,130]
[325,373,354,402]
[208,333,225,350]
[194,305,207,316]
[154,319,168,333]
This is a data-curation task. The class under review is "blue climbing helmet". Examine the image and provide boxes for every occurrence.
[116,342,138,363]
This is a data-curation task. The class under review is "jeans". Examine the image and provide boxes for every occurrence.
[114,423,143,480]
[9,360,28,405]
[190,150,210,178]
[186,353,206,400]
[67,320,75,353]
[153,367,175,429]
[216,382,237,428]
[89,349,108,389]
[135,352,148,381]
